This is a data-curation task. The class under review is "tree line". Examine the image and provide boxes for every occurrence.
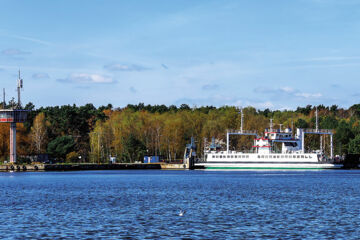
[1,102,360,163]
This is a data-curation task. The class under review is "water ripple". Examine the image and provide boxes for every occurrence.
[0,170,359,239]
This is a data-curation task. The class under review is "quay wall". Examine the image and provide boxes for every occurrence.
[0,163,188,172]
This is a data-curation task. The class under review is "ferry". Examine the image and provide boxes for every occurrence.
[191,110,343,170]
[195,128,342,170]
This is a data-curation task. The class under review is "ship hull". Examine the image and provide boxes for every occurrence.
[195,162,343,170]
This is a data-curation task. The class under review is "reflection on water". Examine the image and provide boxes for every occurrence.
[0,170,360,239]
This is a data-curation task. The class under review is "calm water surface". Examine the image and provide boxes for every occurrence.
[0,170,360,239]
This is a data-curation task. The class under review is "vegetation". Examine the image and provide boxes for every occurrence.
[1,102,360,163]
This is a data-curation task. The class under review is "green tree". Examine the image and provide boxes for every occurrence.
[47,136,75,160]
[295,118,308,128]
[348,135,360,154]
[335,120,354,154]
[320,116,338,129]
[123,133,146,162]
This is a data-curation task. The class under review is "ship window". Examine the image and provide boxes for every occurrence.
[297,155,300,158]
[257,155,260,158]
[301,155,304,158]
[281,155,284,158]
[261,155,264,158]
[284,142,298,147]
[220,155,222,158]
[309,156,312,159]
[246,155,249,158]
[227,155,230,158]
[265,155,268,158]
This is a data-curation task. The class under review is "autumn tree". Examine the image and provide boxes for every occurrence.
[30,112,49,154]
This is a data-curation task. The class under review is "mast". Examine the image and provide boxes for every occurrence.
[17,70,23,109]
[2,88,5,109]
[240,107,244,133]
[270,119,273,132]
[315,106,319,132]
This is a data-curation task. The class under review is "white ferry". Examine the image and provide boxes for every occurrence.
[190,108,343,170]
[195,127,342,170]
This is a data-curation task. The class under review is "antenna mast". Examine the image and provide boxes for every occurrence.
[17,70,23,109]
[2,88,5,109]
[315,106,319,132]
[240,107,244,133]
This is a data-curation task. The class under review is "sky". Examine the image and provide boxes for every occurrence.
[0,0,360,110]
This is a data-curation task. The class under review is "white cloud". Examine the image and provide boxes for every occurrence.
[294,92,322,98]
[57,73,115,84]
[1,48,30,56]
[1,33,52,46]
[280,87,295,93]
[305,56,360,62]
[254,86,322,99]
[104,63,148,72]
[202,84,219,91]
[32,73,50,79]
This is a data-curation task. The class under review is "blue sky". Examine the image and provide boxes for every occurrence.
[1,0,360,109]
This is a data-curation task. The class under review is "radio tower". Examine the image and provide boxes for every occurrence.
[0,71,29,163]
[17,70,23,109]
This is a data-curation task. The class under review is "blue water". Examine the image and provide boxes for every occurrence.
[0,170,360,239]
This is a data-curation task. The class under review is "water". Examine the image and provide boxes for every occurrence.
[0,170,360,239]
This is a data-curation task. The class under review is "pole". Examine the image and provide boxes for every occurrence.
[330,134,333,159]
[240,108,243,133]
[17,70,23,109]
[315,107,319,132]
[2,88,5,109]
[10,122,16,163]
[301,129,305,153]
[226,131,229,153]
[320,135,323,153]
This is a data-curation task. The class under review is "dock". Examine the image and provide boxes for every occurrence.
[0,163,189,172]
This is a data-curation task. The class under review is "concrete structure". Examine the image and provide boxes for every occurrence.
[0,72,29,163]
[0,109,28,163]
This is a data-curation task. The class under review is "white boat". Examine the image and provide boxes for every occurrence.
[193,110,343,170]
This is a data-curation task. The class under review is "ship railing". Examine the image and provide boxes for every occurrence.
[303,128,333,134]
[226,129,258,135]
[208,149,256,154]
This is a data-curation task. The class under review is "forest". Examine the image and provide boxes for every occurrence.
[1,102,360,163]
